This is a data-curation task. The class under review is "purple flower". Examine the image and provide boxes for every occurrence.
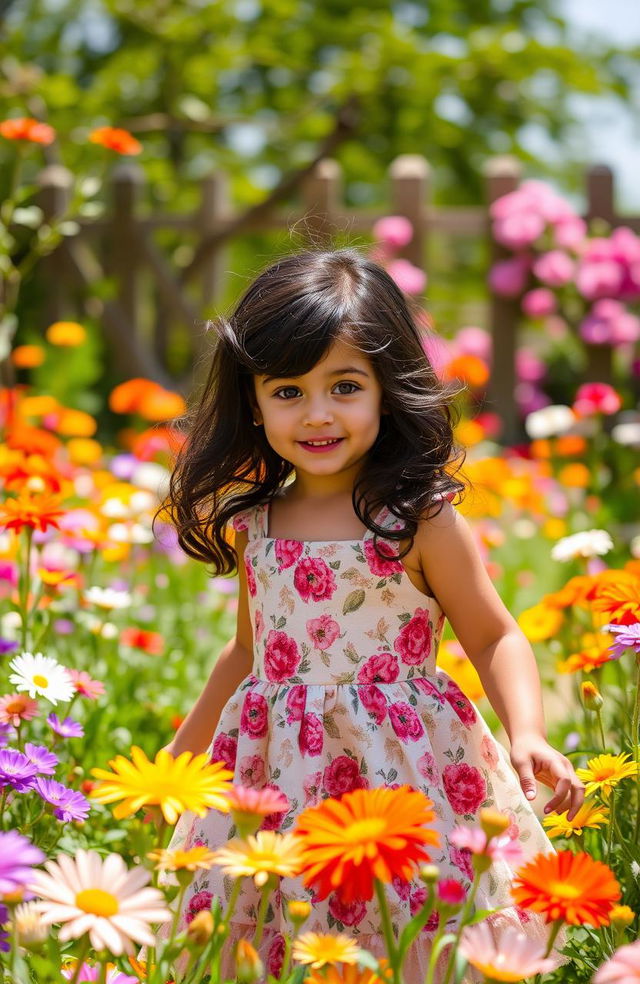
[46,713,84,738]
[24,743,58,776]
[0,749,38,792]
[33,777,90,822]
[0,723,14,749]
[0,638,17,655]
[604,622,640,659]
[0,831,45,894]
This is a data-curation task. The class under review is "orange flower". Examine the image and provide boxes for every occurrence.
[120,627,164,655]
[55,408,98,438]
[89,126,142,155]
[7,423,61,457]
[0,492,64,532]
[45,321,86,346]
[11,345,45,368]
[0,117,55,145]
[306,962,392,984]
[109,378,161,414]
[589,571,640,625]
[544,575,596,610]
[511,851,620,926]
[443,354,489,388]
[558,463,590,489]
[137,387,186,422]
[294,786,440,903]
[37,568,77,589]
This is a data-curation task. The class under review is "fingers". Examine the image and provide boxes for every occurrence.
[544,774,586,821]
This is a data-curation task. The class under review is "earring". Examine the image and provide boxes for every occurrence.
[253,419,261,426]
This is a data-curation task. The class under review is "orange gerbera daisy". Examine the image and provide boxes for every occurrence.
[589,571,640,625]
[294,786,440,904]
[0,117,55,144]
[89,126,142,155]
[0,492,64,533]
[511,851,620,926]
[544,575,597,610]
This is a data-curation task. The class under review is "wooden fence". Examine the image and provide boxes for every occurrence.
[37,156,637,443]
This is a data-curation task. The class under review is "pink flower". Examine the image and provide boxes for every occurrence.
[554,216,587,250]
[455,326,492,360]
[363,538,403,577]
[306,615,340,650]
[238,753,266,788]
[579,299,640,345]
[413,676,445,704]
[68,670,105,700]
[521,288,556,318]
[442,763,487,815]
[298,712,324,757]
[576,259,625,301]
[410,886,440,932]
[488,257,530,297]
[254,608,265,642]
[386,258,427,295]
[417,751,440,783]
[293,557,337,603]
[357,652,399,684]
[388,701,424,743]
[391,874,412,901]
[328,894,367,926]
[302,770,323,806]
[460,923,562,979]
[266,933,286,976]
[594,940,640,984]
[437,879,467,907]
[240,691,269,739]
[231,513,248,532]
[450,826,487,854]
[244,556,257,597]
[443,679,477,726]
[263,629,301,682]
[450,826,523,865]
[494,212,545,250]
[450,845,473,880]
[185,890,213,924]
[480,734,499,769]
[532,250,575,286]
[516,348,546,383]
[394,608,432,665]
[372,215,413,248]
[274,539,303,570]
[285,685,306,723]
[323,754,368,797]
[260,783,287,830]
[359,684,388,724]
[210,732,237,772]
[573,382,622,417]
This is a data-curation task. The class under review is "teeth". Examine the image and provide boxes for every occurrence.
[306,439,340,446]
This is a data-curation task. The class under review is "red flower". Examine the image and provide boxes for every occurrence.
[323,755,368,797]
[274,539,303,570]
[394,608,433,665]
[359,684,388,724]
[293,557,337,603]
[240,691,269,739]
[89,126,142,155]
[443,679,477,726]
[119,627,164,654]
[211,732,238,772]
[358,652,399,684]
[0,117,55,145]
[388,701,425,743]
[443,763,487,815]
[263,629,301,682]
[285,684,306,723]
[298,713,324,757]
[363,537,404,577]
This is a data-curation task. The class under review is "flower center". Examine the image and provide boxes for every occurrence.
[32,674,49,688]
[344,817,387,842]
[594,767,616,780]
[75,888,119,916]
[549,881,581,899]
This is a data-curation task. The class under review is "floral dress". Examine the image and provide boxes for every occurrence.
[164,500,560,980]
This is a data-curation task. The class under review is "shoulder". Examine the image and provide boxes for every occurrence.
[412,500,483,586]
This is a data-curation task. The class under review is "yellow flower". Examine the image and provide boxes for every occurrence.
[306,962,392,984]
[576,753,640,800]
[209,830,304,887]
[292,932,361,969]
[436,641,485,701]
[542,799,609,839]
[147,845,218,871]
[46,321,86,346]
[90,746,233,824]
[517,604,563,642]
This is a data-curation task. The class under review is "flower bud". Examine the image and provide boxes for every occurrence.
[288,899,311,925]
[581,680,603,710]
[609,904,635,927]
[186,910,213,947]
[418,864,440,885]
[12,902,48,949]
[478,808,510,841]
[235,939,264,984]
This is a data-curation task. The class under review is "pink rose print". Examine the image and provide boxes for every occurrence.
[357,652,399,684]
[323,755,368,797]
[244,555,257,598]
[394,608,432,665]
[413,676,445,704]
[185,890,213,924]
[410,887,440,932]
[306,614,341,650]
[359,684,388,724]
[389,701,425,743]
[502,809,520,841]
[417,751,440,784]
[303,770,323,807]
[239,753,266,788]
[210,732,237,772]
[240,691,269,739]
[231,513,248,532]
[293,557,337,603]
[254,608,265,642]
[444,679,477,727]
[363,537,404,577]
[260,783,287,830]
[480,733,499,769]
[450,845,473,881]
[299,712,324,757]
[443,763,487,815]
[267,933,286,976]
[285,684,306,723]
[392,875,411,901]
[274,539,304,570]
[328,894,367,926]
[264,629,301,682]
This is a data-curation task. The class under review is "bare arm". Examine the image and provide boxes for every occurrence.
[165,527,254,757]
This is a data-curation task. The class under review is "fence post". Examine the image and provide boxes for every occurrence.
[484,156,523,445]
[389,155,430,272]
[584,164,615,383]
[37,164,74,326]
[111,162,144,341]
[198,172,229,309]
[301,159,342,246]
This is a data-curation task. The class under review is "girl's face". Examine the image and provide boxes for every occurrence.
[252,338,385,485]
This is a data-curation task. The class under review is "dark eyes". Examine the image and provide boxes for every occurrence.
[273,382,361,399]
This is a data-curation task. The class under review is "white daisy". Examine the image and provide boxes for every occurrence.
[83,586,133,610]
[12,901,48,947]
[524,404,575,439]
[9,652,74,705]
[551,530,614,562]
[29,849,171,956]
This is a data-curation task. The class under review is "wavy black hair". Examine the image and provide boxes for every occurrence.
[160,247,466,574]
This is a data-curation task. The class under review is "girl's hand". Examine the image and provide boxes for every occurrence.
[509,734,585,821]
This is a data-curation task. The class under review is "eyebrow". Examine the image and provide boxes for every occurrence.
[261,367,370,385]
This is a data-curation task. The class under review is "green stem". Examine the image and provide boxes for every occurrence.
[596,710,607,752]
[18,526,34,651]
[374,878,399,984]
[68,938,91,984]
[607,791,616,861]
[253,880,272,949]
[441,876,480,984]
[543,919,563,959]
[166,882,188,949]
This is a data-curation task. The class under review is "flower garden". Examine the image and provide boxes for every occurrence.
[1,119,640,984]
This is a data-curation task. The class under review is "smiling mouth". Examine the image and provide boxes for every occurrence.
[298,438,344,451]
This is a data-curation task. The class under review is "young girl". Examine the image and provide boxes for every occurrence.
[160,247,584,979]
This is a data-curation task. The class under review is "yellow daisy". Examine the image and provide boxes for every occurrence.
[209,831,304,887]
[542,799,609,839]
[147,845,218,871]
[89,746,233,824]
[517,604,563,642]
[576,753,640,800]
[292,932,361,969]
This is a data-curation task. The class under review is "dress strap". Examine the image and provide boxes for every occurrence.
[230,502,269,541]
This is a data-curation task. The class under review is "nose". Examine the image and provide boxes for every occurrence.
[303,396,334,427]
